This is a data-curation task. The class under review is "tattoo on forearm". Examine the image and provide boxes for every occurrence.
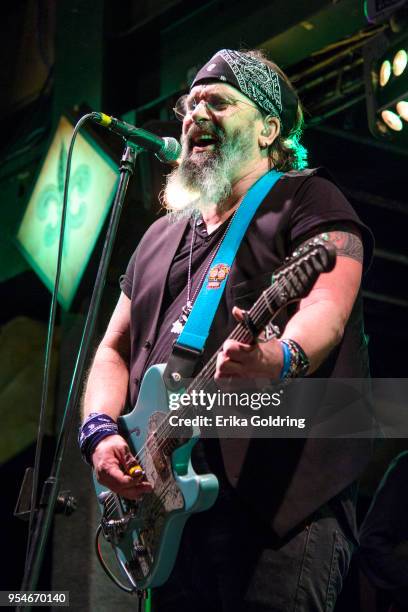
[298,231,364,263]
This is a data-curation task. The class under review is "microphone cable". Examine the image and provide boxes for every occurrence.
[22,112,95,582]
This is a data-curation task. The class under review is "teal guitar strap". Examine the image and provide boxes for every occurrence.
[177,169,282,352]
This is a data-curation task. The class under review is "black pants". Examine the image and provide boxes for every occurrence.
[151,490,355,612]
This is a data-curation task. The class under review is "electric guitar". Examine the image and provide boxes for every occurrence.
[93,238,336,592]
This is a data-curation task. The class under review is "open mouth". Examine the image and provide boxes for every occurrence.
[190,133,219,152]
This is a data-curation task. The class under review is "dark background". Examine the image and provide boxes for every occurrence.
[0,1,407,609]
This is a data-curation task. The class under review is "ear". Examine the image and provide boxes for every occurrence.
[258,115,280,148]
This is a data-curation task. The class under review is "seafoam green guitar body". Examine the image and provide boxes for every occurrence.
[93,363,219,590]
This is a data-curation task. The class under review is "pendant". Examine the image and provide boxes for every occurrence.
[171,301,192,335]
[171,319,185,335]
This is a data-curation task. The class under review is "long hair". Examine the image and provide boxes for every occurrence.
[242,49,308,171]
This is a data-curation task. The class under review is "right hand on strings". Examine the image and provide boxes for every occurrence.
[92,434,153,500]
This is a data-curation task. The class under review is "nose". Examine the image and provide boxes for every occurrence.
[190,99,211,123]
[183,99,210,135]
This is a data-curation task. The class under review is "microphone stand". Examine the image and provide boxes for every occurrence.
[18,142,140,606]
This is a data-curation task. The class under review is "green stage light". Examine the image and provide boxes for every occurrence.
[16,116,118,309]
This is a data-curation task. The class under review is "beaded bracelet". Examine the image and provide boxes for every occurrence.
[78,412,119,466]
[279,339,310,380]
[280,340,291,379]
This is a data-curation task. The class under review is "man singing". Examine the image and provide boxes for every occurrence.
[80,49,373,611]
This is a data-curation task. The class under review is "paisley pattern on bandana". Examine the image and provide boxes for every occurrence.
[219,49,282,117]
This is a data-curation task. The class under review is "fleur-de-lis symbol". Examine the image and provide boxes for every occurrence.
[36,141,90,253]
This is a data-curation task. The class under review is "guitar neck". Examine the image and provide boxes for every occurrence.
[186,276,289,395]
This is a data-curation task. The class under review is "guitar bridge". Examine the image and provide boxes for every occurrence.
[101,516,130,544]
[98,491,136,545]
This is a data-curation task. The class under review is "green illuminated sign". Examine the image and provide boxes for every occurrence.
[17,116,118,309]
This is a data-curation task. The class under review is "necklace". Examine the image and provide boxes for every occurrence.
[171,210,237,335]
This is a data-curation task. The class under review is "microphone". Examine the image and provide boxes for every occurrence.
[91,112,181,163]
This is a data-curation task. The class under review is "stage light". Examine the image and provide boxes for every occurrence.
[379,60,391,86]
[381,109,403,131]
[364,30,408,140]
[393,50,407,76]
[396,100,408,121]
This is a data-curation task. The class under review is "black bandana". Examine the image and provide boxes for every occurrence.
[191,49,299,135]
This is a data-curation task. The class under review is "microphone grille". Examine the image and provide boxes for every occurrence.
[156,137,181,163]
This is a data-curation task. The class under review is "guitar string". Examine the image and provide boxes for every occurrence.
[105,456,202,532]
[102,457,180,518]
[104,478,174,523]
[103,493,124,518]
[102,448,178,521]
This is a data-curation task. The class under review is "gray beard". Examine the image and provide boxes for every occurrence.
[163,126,255,220]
